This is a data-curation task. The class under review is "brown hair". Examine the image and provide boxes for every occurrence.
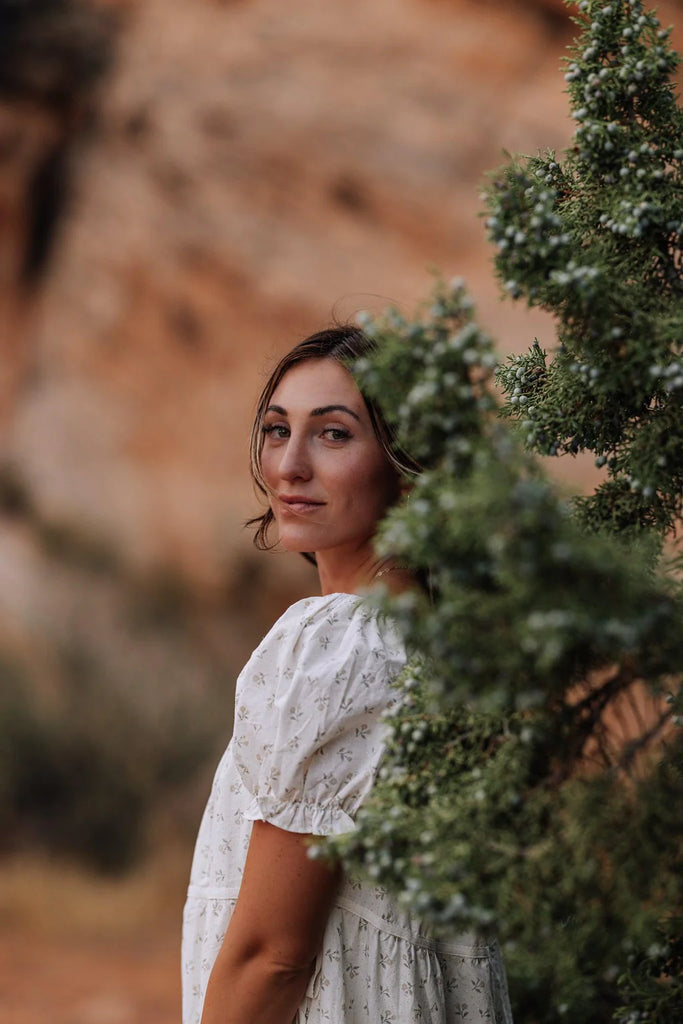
[247,325,420,557]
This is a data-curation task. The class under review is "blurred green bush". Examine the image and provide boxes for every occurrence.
[0,639,227,874]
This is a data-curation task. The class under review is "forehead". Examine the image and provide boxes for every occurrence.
[269,358,364,412]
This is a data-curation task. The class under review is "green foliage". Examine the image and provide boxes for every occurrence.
[356,284,682,720]
[484,0,683,540]
[328,280,682,1021]
[0,653,144,873]
[614,918,683,1024]
[356,283,498,477]
[375,457,678,716]
[333,689,682,1022]
[325,6,683,1011]
[0,643,223,873]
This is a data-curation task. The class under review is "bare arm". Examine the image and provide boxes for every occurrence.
[200,820,341,1024]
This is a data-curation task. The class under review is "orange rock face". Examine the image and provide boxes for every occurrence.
[0,0,680,586]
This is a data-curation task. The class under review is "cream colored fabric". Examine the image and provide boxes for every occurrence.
[181,593,513,1024]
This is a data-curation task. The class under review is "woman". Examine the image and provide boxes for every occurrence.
[181,326,512,1024]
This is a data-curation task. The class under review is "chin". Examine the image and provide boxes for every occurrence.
[280,542,309,554]
[278,531,319,553]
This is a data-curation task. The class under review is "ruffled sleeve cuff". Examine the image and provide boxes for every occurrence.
[244,794,356,836]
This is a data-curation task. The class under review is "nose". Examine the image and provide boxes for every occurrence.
[277,432,312,483]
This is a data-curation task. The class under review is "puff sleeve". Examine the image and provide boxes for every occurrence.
[231,593,405,836]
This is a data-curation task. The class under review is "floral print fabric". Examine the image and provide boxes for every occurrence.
[181,592,513,1024]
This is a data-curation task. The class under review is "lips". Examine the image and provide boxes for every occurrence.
[278,495,325,514]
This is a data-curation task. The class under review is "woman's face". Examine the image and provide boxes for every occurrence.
[260,358,400,558]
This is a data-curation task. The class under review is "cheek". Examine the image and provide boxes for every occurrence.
[349,457,400,518]
[260,449,278,493]
[374,473,401,517]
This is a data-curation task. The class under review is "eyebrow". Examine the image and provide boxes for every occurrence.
[265,403,361,422]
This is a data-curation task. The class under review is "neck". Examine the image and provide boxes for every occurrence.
[315,547,412,596]
[315,546,377,596]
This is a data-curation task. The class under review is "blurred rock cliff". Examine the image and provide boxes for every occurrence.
[0,0,680,865]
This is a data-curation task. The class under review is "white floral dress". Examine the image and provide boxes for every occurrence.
[182,592,513,1024]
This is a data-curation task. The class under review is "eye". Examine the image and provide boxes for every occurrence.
[322,427,352,442]
[262,423,289,440]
